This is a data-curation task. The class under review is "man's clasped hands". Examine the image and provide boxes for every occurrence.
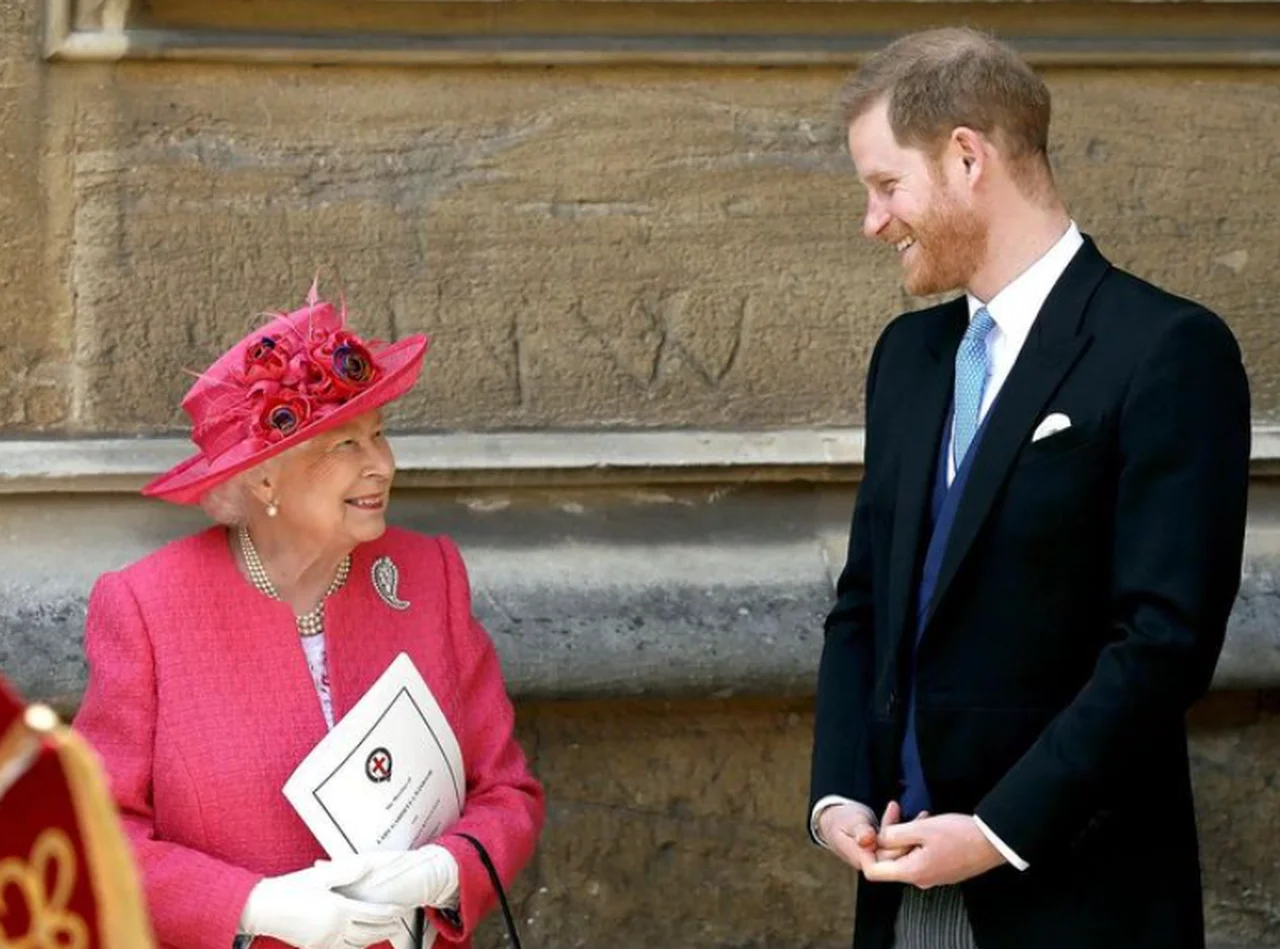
[818,801,1007,890]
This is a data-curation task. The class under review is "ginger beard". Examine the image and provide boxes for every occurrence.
[894,175,989,297]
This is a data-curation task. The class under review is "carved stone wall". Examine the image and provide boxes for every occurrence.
[6,1,1280,432]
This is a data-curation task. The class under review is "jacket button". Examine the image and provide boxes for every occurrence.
[886,691,898,715]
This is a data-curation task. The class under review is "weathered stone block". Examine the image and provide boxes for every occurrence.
[0,2,73,431]
[466,697,1280,949]
[495,699,855,949]
[1191,696,1280,947]
[49,66,1280,431]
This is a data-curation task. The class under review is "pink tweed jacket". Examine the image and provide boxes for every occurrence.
[74,526,544,949]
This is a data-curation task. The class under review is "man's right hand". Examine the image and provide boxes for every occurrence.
[875,800,929,861]
[818,802,880,873]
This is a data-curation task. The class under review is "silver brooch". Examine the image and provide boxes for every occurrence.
[372,556,411,610]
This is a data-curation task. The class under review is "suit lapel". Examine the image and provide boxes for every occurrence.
[920,238,1111,635]
[885,300,967,657]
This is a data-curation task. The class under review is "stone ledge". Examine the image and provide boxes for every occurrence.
[8,548,1280,714]
[0,429,863,493]
[2,486,1278,712]
[5,425,1280,493]
[42,0,1280,67]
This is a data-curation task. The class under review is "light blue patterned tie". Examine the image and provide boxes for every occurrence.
[952,306,997,470]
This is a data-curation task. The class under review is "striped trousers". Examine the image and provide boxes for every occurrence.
[893,884,979,949]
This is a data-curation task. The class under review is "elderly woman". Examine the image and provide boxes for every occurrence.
[74,287,543,949]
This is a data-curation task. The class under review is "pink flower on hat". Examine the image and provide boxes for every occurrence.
[250,381,315,444]
[235,324,380,443]
[237,325,382,413]
[242,335,290,385]
[308,330,380,401]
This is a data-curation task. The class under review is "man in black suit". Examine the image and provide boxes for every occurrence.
[808,27,1251,949]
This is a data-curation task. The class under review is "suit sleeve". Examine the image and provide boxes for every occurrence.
[428,537,546,942]
[808,323,893,835]
[975,308,1251,864]
[73,572,263,949]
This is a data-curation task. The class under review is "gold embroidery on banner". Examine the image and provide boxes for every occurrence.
[0,828,89,949]
[54,726,157,949]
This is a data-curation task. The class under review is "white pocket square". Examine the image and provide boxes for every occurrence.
[1031,412,1072,443]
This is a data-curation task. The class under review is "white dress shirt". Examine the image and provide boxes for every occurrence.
[813,222,1085,873]
[948,222,1085,483]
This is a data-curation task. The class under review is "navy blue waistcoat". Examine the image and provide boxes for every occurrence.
[899,403,995,818]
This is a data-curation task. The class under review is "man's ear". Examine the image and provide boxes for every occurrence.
[950,126,988,186]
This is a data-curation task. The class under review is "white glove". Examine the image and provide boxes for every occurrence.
[239,861,412,949]
[328,845,460,910]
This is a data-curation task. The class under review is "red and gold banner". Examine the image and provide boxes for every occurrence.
[0,672,155,949]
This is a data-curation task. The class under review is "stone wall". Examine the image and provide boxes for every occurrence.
[489,695,1280,949]
[4,1,1280,432]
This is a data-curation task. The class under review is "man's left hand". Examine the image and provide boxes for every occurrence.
[862,814,1006,888]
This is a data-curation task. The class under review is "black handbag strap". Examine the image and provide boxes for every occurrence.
[415,834,524,949]
[457,833,523,949]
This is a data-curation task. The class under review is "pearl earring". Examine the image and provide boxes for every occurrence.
[266,501,279,518]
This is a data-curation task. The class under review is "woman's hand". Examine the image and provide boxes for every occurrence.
[239,862,411,949]
[326,844,460,910]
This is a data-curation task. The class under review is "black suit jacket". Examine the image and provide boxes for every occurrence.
[809,237,1251,949]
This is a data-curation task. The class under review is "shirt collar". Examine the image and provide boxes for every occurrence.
[966,222,1084,346]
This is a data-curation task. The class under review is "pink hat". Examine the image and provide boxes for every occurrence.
[143,287,428,505]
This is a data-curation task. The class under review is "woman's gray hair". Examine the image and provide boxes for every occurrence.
[198,440,310,526]
[198,468,262,527]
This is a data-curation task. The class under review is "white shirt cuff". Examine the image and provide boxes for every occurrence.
[810,795,875,847]
[973,815,1029,871]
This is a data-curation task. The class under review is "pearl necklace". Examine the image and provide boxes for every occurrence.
[236,527,350,637]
